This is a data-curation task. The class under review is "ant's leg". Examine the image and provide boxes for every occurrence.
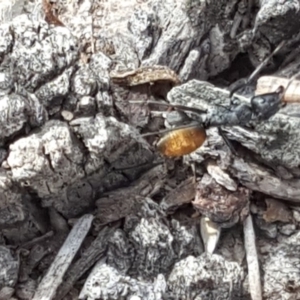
[218,127,238,156]
[129,100,207,115]
[229,79,248,99]
[141,123,200,137]
[112,159,164,171]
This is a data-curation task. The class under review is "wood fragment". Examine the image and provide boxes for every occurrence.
[200,216,221,254]
[56,226,115,300]
[110,65,181,86]
[2,1,300,299]
[206,161,237,191]
[32,214,94,300]
[96,164,167,225]
[193,174,250,227]
[0,286,14,300]
[160,177,196,213]
[0,246,19,288]
[256,76,300,102]
[243,214,262,300]
[229,158,300,202]
[20,231,54,250]
[42,0,64,26]
[263,198,291,223]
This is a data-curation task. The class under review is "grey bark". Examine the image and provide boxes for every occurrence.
[0,0,300,299]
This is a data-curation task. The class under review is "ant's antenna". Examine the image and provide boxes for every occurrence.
[248,40,286,83]
[112,160,164,171]
[230,40,287,98]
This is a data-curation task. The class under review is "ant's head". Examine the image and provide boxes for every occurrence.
[250,86,284,121]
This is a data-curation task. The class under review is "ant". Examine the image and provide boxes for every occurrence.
[129,40,292,158]
[130,84,285,157]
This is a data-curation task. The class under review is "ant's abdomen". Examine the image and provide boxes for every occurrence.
[156,126,207,157]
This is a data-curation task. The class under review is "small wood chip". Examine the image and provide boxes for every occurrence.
[110,65,181,86]
[256,76,300,103]
[42,0,64,27]
[160,177,196,213]
[193,174,250,227]
[243,214,262,300]
[206,161,237,191]
[32,214,94,300]
[263,198,291,223]
[200,216,221,254]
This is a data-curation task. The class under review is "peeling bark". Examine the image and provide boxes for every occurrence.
[0,0,300,299]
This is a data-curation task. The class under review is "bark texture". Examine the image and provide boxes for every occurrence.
[0,0,300,299]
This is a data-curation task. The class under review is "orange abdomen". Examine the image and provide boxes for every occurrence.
[157,126,207,157]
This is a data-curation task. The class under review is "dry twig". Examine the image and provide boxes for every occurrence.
[32,214,94,300]
[243,214,262,300]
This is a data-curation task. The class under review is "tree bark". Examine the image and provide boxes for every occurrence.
[1,0,300,299]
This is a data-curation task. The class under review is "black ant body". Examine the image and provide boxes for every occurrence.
[131,85,285,157]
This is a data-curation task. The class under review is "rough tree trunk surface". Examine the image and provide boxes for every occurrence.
[0,0,300,299]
